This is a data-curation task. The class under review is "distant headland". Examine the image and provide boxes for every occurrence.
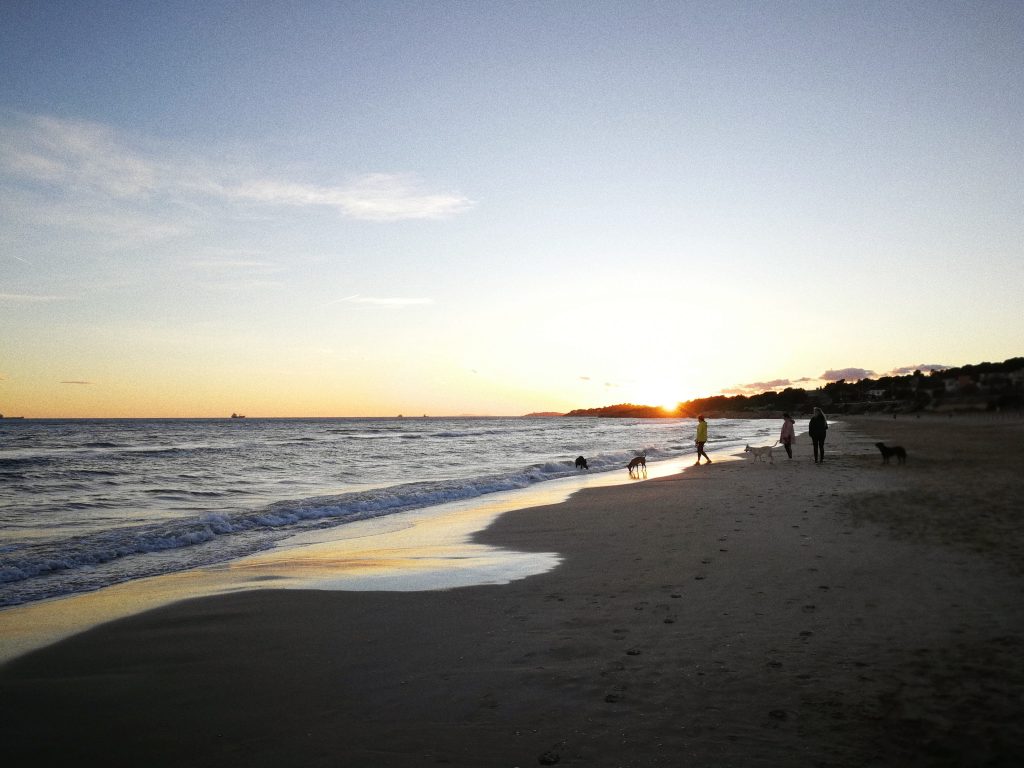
[557,357,1024,419]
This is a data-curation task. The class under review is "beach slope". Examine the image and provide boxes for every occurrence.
[2,417,1023,766]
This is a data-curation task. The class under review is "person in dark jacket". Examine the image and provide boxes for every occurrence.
[808,407,828,464]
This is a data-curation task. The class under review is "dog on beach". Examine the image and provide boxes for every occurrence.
[575,456,589,470]
[744,444,774,463]
[874,442,907,465]
[627,454,647,477]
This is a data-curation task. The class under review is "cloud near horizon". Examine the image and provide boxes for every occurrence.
[723,378,797,396]
[1,113,474,224]
[821,367,876,382]
[747,378,792,390]
[888,363,950,375]
[60,380,92,385]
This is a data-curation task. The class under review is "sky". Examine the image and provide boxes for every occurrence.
[1,1,1022,418]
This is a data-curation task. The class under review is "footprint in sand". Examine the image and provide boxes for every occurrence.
[601,660,625,676]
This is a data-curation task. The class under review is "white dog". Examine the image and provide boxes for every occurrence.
[744,443,774,463]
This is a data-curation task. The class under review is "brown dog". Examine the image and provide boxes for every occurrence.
[627,455,647,476]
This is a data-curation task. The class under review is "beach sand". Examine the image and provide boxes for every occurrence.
[2,416,1023,766]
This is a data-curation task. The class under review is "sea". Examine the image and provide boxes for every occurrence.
[0,416,778,608]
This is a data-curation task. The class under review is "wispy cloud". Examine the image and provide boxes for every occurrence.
[60,380,92,385]
[190,259,283,271]
[1,113,474,227]
[0,292,66,302]
[223,173,473,221]
[335,294,434,306]
[1,114,157,198]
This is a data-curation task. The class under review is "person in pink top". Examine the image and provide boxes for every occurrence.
[779,413,796,459]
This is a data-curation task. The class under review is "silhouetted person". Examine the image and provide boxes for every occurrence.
[780,413,795,459]
[808,407,828,464]
[694,415,711,465]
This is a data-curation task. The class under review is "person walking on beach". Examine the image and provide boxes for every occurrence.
[808,407,828,464]
[780,413,796,459]
[694,415,711,465]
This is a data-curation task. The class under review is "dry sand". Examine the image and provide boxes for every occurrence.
[2,416,1023,767]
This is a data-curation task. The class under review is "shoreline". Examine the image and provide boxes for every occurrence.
[0,452,690,664]
[2,417,1023,765]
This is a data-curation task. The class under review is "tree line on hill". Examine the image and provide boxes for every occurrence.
[563,357,1024,418]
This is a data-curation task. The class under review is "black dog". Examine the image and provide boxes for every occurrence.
[875,442,907,465]
[575,456,589,470]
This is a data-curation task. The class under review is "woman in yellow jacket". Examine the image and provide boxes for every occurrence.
[694,415,711,465]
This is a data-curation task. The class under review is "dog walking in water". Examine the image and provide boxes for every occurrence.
[575,456,589,470]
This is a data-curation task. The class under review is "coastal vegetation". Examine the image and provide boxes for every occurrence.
[562,357,1024,418]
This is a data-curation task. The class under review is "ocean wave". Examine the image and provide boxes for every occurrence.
[0,455,56,469]
[0,445,679,603]
[429,428,511,438]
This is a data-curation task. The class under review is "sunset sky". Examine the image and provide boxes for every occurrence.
[2,1,1022,417]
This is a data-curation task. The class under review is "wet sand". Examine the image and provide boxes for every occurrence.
[2,416,1022,766]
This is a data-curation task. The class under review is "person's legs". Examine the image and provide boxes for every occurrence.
[784,441,792,459]
[812,438,822,463]
[695,442,711,464]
